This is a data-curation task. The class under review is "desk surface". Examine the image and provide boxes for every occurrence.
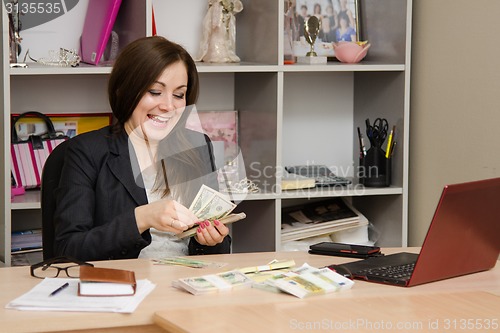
[1,248,499,333]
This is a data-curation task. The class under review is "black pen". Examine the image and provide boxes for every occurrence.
[49,282,69,297]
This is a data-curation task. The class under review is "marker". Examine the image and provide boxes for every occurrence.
[49,282,69,297]
[385,125,396,158]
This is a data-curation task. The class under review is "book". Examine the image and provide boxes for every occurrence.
[281,198,368,242]
[281,171,315,190]
[11,229,42,252]
[78,266,136,296]
[177,212,246,239]
[11,249,43,267]
[80,0,122,65]
[173,270,253,296]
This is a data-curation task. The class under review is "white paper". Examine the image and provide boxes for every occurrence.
[6,278,156,313]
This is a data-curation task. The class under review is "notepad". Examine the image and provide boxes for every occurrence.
[78,266,136,296]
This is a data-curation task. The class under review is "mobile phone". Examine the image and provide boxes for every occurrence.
[309,242,382,258]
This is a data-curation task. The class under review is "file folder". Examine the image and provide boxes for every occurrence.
[80,0,122,65]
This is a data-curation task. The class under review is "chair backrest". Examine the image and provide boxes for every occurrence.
[41,139,70,260]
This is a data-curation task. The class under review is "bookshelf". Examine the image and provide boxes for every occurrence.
[0,0,412,265]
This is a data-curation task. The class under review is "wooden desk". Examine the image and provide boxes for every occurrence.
[0,249,499,333]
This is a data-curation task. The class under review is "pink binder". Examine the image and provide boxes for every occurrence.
[80,0,122,65]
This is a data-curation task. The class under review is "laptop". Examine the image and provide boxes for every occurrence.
[335,177,500,287]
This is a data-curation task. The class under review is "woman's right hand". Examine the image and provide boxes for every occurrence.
[134,199,198,234]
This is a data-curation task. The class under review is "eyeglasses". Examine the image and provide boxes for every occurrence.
[30,256,94,279]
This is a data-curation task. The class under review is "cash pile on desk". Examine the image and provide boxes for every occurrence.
[269,263,354,298]
[172,270,253,295]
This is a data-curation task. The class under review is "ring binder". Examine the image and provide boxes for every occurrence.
[79,0,122,65]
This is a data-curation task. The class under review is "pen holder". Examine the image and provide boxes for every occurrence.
[359,146,391,187]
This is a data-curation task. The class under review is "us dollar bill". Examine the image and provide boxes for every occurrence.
[195,194,236,221]
[189,184,218,213]
[190,184,236,220]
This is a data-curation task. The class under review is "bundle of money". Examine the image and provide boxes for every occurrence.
[177,185,246,239]
[189,185,236,221]
[269,263,355,298]
[172,270,253,295]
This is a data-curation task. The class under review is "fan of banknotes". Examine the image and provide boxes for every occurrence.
[177,185,246,239]
[189,185,237,220]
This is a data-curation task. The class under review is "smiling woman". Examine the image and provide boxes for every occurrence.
[52,36,232,262]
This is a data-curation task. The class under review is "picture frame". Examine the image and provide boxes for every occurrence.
[292,0,360,57]
[185,110,239,170]
[12,113,113,140]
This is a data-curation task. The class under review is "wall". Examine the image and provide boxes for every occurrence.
[409,0,500,245]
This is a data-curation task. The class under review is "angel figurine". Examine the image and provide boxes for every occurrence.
[196,0,243,63]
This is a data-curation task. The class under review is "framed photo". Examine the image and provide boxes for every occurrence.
[12,113,113,140]
[294,0,360,53]
[185,111,239,170]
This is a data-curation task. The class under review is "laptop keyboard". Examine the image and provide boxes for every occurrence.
[358,263,415,280]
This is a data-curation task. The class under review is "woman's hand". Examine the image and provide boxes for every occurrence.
[194,219,229,246]
[135,199,198,234]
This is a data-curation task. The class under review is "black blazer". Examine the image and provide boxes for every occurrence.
[53,126,231,261]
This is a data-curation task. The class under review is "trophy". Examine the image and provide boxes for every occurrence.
[297,16,327,64]
[304,16,320,56]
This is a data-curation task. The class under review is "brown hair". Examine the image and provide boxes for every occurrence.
[108,36,199,131]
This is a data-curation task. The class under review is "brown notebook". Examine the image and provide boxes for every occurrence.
[78,266,136,296]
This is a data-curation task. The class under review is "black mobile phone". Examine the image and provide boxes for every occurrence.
[309,242,381,258]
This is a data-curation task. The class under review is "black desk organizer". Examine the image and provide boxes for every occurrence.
[359,146,391,187]
[358,118,393,187]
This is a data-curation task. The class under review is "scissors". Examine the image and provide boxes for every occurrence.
[366,118,389,147]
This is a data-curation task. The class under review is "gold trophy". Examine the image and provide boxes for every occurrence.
[297,16,327,64]
[304,16,320,56]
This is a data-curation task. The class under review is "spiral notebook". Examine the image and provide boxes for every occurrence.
[80,0,122,65]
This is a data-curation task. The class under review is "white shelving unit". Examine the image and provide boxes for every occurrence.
[1,0,412,265]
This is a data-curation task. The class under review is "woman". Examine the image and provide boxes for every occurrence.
[335,11,357,42]
[53,36,231,261]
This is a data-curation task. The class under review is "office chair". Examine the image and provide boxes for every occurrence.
[41,139,70,260]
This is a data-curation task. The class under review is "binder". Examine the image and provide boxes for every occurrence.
[79,0,122,65]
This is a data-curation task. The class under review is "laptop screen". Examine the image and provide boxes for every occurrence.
[409,177,500,286]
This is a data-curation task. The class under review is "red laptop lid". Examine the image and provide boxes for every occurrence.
[408,177,500,286]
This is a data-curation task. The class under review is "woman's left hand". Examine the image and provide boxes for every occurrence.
[194,219,229,246]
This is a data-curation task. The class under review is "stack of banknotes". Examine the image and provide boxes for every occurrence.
[177,185,246,239]
[189,185,237,220]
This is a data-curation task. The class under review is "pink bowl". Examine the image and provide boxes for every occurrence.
[333,42,371,63]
